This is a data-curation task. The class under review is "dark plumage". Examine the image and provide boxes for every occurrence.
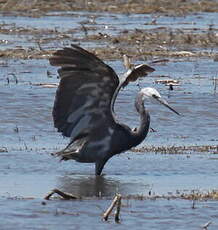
[49,45,179,175]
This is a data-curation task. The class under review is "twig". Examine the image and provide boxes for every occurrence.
[0,147,8,152]
[80,23,88,37]
[123,54,132,70]
[192,199,196,209]
[36,40,43,51]
[202,221,212,230]
[44,190,55,200]
[150,127,157,132]
[103,194,119,221]
[114,194,122,223]
[150,59,169,64]
[9,73,18,84]
[44,189,78,200]
[47,70,53,78]
[213,76,217,93]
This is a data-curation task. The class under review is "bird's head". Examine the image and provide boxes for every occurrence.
[139,87,180,115]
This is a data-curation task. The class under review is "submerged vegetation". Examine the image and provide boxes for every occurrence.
[0,19,218,60]
[133,144,218,154]
[1,0,218,14]
[0,0,218,60]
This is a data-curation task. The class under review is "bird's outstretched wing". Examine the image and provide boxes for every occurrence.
[110,62,155,112]
[122,64,155,88]
[49,44,119,139]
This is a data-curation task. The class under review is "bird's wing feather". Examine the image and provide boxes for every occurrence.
[111,64,155,111]
[49,45,119,138]
[121,64,155,88]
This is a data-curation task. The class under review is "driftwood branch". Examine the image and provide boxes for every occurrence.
[103,195,118,221]
[44,189,78,200]
[103,193,122,222]
[202,221,212,230]
[114,194,122,223]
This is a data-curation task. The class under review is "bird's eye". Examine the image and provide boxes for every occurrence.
[152,94,158,99]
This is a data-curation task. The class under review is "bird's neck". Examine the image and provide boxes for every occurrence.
[132,94,150,146]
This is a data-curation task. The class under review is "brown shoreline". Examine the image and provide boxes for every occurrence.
[1,0,218,15]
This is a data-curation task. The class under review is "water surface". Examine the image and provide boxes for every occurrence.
[0,10,218,230]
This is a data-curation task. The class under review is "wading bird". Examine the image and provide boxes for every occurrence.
[49,45,179,175]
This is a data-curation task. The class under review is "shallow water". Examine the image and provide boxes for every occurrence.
[1,150,218,198]
[0,57,218,229]
[0,198,218,230]
[0,198,217,230]
[1,11,218,50]
[0,10,218,230]
[1,149,218,229]
[1,58,218,149]
[3,11,218,31]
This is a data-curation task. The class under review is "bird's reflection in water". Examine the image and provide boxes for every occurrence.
[57,175,121,197]
[57,174,151,198]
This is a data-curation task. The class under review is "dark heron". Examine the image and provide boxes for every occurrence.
[49,45,179,175]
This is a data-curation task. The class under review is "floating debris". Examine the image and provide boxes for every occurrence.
[166,82,180,86]
[123,189,218,201]
[173,51,194,56]
[155,79,180,85]
[168,83,174,90]
[213,77,218,93]
[32,83,58,88]
[132,145,218,154]
[0,147,8,152]
[150,59,169,64]
[214,55,218,62]
[44,189,79,200]
[202,221,212,230]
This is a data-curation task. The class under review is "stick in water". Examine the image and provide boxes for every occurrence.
[103,193,122,222]
[115,194,122,223]
[103,194,119,221]
[44,189,78,200]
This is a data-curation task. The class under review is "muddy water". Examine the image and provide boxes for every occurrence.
[0,11,218,230]
[1,11,218,50]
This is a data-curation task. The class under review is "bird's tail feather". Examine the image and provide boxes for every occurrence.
[51,147,80,161]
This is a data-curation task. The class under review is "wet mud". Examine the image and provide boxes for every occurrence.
[1,0,218,14]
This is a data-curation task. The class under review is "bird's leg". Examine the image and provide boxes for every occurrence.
[95,161,104,176]
[95,158,109,176]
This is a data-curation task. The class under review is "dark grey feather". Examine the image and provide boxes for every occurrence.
[49,45,152,175]
[50,45,119,138]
